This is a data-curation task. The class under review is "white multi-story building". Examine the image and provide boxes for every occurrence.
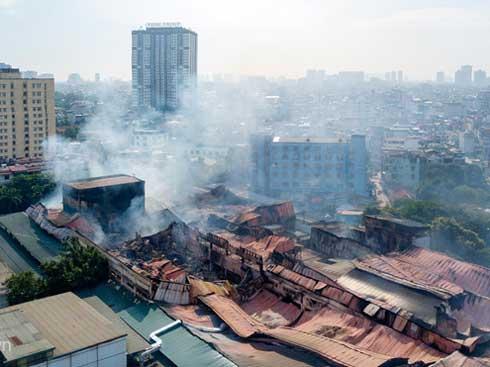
[131,128,169,149]
[132,23,198,112]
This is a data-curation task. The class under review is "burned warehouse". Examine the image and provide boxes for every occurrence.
[9,174,490,367]
[62,174,145,232]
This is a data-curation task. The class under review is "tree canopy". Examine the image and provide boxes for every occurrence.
[5,238,108,305]
[0,173,56,215]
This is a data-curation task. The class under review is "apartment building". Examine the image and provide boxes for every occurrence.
[382,149,422,190]
[251,135,369,200]
[0,66,55,161]
[132,23,198,112]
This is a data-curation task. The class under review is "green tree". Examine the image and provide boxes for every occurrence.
[6,239,109,305]
[42,238,109,293]
[432,217,485,254]
[62,125,80,140]
[0,173,56,215]
[5,271,45,305]
[417,163,488,204]
[390,199,447,224]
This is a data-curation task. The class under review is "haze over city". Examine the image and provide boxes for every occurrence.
[3,0,490,80]
[4,1,490,366]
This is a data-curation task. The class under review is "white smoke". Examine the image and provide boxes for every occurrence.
[42,79,264,231]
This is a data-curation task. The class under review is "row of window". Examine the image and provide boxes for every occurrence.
[272,153,346,161]
[0,106,43,113]
[0,99,46,105]
[0,82,47,89]
[272,170,345,177]
[273,181,345,189]
[0,152,44,158]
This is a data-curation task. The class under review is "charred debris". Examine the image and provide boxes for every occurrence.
[25,174,490,366]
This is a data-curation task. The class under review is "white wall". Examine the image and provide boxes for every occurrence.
[31,337,127,367]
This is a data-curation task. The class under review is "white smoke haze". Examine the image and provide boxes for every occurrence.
[42,80,263,228]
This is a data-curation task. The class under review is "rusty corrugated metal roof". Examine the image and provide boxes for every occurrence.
[199,294,262,338]
[200,294,406,366]
[233,202,295,227]
[337,269,442,325]
[294,305,445,364]
[268,265,317,291]
[154,281,191,305]
[355,254,464,300]
[243,236,296,259]
[188,276,235,300]
[264,327,399,367]
[241,290,301,328]
[431,352,490,367]
[393,247,490,298]
[452,293,490,332]
[212,232,296,260]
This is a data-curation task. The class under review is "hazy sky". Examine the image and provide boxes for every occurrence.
[2,0,490,81]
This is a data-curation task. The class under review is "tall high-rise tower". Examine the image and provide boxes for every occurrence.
[131,23,198,112]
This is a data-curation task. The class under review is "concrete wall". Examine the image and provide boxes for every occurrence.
[31,337,127,367]
[309,227,372,259]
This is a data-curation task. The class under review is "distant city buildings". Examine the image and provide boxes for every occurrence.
[131,23,198,112]
[382,150,422,191]
[455,65,473,86]
[0,66,56,161]
[474,69,487,86]
[459,130,477,155]
[450,65,489,86]
[337,71,365,85]
[94,72,101,82]
[251,134,368,201]
[305,69,326,84]
[436,71,445,83]
[478,90,490,113]
[67,73,82,84]
[385,70,403,83]
[397,70,403,83]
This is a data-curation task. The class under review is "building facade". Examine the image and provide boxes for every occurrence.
[251,135,369,199]
[474,69,487,86]
[63,175,145,232]
[0,293,128,367]
[132,23,198,112]
[382,149,422,190]
[455,65,473,86]
[0,67,55,161]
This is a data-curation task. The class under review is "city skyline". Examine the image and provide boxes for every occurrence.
[3,0,490,81]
